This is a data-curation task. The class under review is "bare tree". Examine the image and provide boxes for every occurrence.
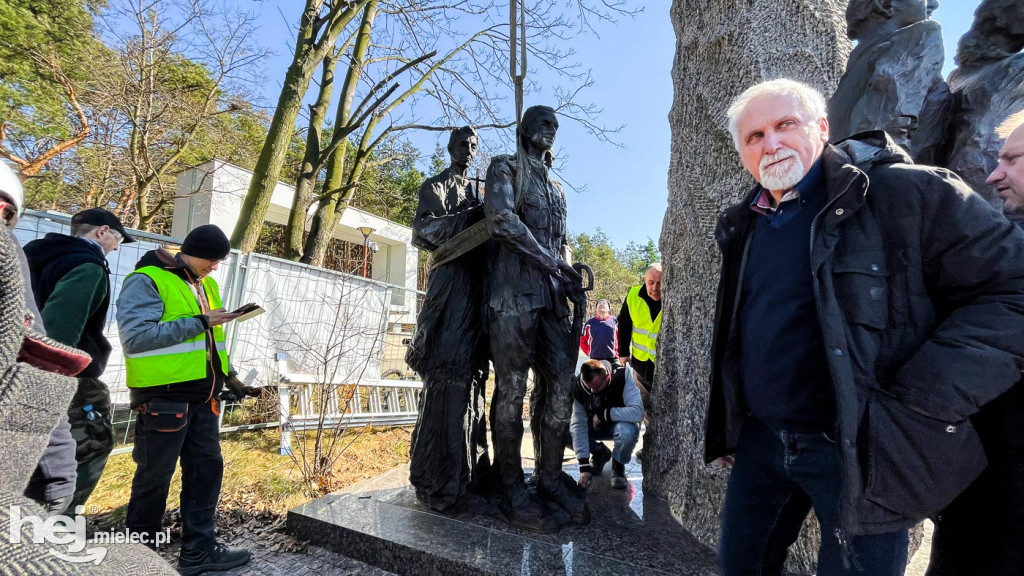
[98,0,267,230]
[237,0,635,262]
[295,0,636,265]
[276,276,390,495]
[231,0,369,252]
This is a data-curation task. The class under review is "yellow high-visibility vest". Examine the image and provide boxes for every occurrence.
[124,266,229,388]
[626,285,661,362]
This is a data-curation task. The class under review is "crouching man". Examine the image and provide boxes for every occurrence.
[571,360,644,490]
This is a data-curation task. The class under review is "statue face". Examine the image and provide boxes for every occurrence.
[735,93,829,198]
[449,134,478,169]
[926,0,939,18]
[521,109,559,152]
[988,125,1024,215]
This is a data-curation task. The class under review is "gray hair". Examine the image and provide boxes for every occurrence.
[726,79,828,149]
[996,110,1024,139]
[646,262,662,275]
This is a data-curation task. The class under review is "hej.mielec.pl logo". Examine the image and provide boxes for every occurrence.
[9,505,170,565]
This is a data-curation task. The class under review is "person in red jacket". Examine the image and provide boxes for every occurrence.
[579,299,617,363]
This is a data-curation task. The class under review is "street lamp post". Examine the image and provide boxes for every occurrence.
[358,226,375,278]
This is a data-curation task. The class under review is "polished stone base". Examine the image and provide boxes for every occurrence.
[287,464,719,576]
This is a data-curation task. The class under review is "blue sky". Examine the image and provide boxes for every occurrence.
[248,1,984,250]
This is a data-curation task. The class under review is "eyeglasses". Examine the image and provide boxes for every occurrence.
[109,229,124,244]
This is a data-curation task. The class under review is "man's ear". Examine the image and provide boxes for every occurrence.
[819,117,831,143]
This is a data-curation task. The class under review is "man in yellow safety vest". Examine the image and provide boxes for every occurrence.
[116,224,252,575]
[618,262,662,404]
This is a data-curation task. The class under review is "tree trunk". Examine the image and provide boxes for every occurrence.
[135,178,153,230]
[646,2,849,574]
[301,1,379,266]
[299,141,348,266]
[231,1,364,252]
[285,50,342,260]
[232,59,318,252]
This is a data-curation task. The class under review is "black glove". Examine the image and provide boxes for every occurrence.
[222,375,261,401]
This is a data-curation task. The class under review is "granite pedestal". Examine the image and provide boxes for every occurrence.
[287,462,720,576]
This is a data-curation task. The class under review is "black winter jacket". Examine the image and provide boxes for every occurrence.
[706,132,1024,538]
[23,233,112,378]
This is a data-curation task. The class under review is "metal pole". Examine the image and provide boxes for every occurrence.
[361,238,370,277]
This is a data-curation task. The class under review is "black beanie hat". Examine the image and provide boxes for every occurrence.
[181,224,231,260]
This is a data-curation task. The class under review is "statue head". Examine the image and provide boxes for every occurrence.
[447,126,478,173]
[727,79,830,200]
[846,0,930,42]
[988,111,1024,215]
[518,105,559,156]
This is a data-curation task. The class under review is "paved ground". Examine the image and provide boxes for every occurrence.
[217,535,395,576]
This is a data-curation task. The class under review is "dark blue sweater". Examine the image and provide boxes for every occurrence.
[738,161,836,432]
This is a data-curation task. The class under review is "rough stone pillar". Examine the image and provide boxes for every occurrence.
[646,1,849,573]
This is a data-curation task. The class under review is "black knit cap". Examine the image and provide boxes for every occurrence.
[180,224,231,260]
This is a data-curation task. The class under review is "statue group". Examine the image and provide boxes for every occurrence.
[406,106,588,532]
[829,0,1024,197]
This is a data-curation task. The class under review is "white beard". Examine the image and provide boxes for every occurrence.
[759,148,806,192]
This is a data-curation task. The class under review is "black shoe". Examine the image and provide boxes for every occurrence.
[178,543,252,575]
[610,460,627,490]
[500,485,560,533]
[590,444,612,476]
[538,473,591,526]
[43,497,70,515]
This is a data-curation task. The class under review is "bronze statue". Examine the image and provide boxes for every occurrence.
[828,0,945,150]
[406,127,491,514]
[484,105,589,532]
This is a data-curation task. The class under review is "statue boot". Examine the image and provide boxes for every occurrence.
[537,471,590,525]
[499,481,560,533]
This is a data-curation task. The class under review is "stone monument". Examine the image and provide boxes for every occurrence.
[406,126,491,514]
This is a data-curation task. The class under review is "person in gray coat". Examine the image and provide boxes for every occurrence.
[0,224,177,575]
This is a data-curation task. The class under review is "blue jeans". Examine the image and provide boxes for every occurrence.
[718,418,908,576]
[589,420,640,465]
[126,398,223,552]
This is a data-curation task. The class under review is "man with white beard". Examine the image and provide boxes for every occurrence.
[705,79,1024,575]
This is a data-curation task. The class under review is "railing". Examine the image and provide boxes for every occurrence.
[274,353,422,456]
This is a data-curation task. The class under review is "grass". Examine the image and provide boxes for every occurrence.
[87,426,412,517]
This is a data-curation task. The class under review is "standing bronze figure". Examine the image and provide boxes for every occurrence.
[406,127,491,514]
[484,105,589,532]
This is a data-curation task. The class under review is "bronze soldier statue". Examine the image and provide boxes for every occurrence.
[484,105,588,532]
[406,127,491,514]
